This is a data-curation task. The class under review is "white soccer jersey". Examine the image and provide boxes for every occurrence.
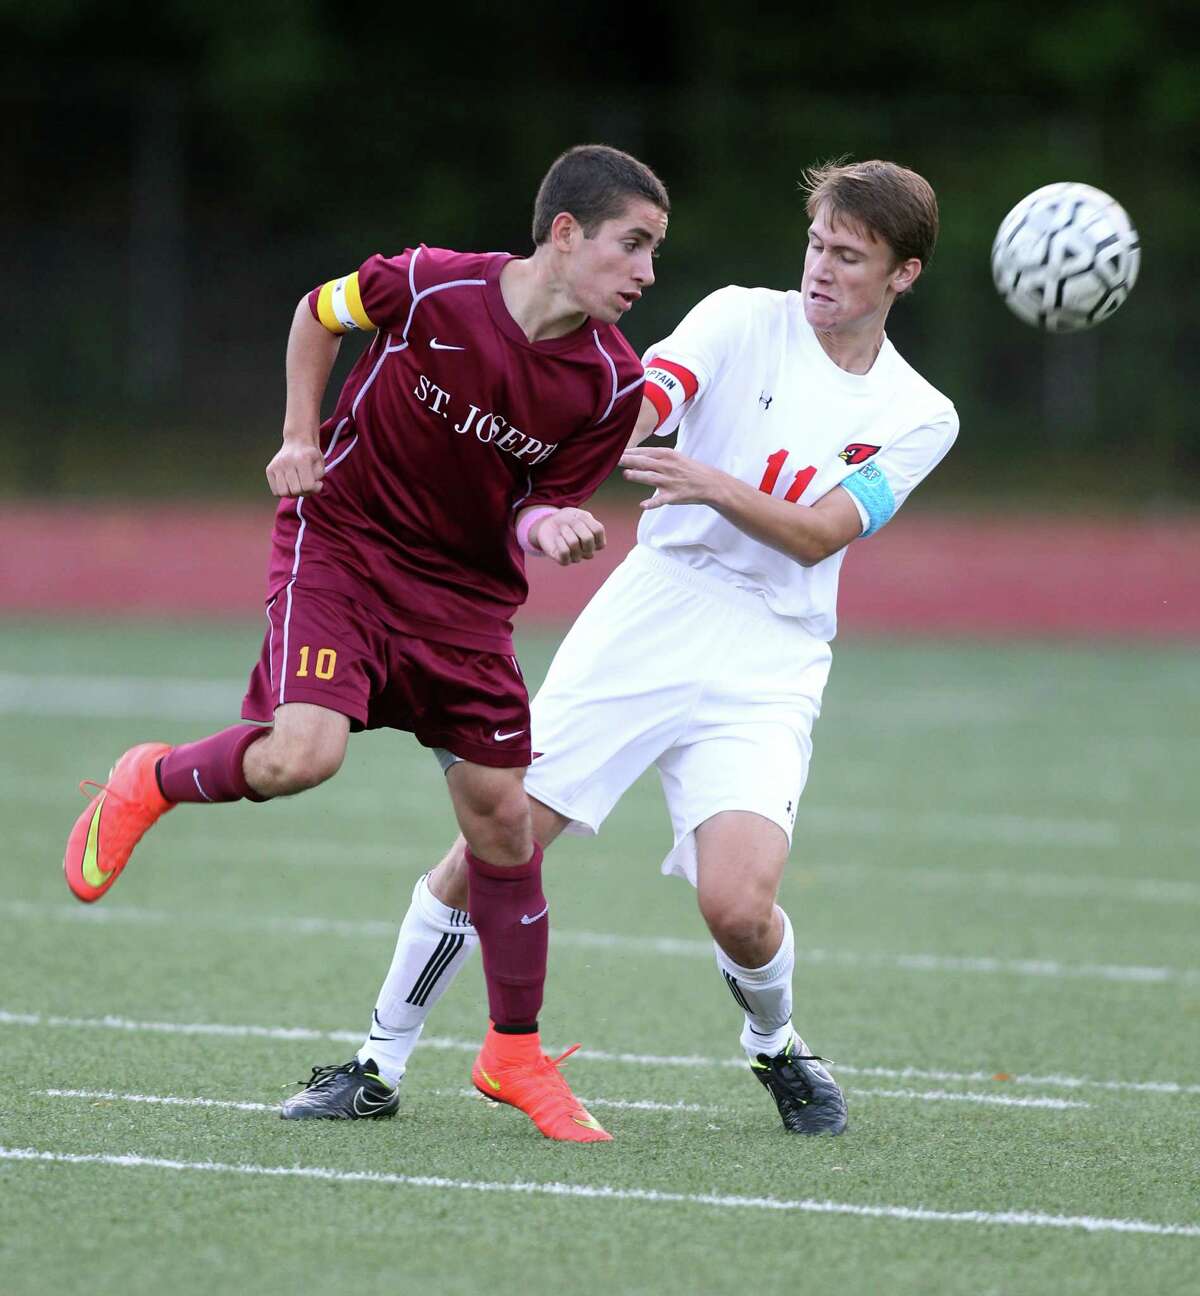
[640,285,958,640]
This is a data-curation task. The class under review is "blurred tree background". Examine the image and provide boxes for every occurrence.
[2,0,1196,506]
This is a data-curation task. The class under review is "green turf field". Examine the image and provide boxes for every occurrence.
[2,620,1198,1296]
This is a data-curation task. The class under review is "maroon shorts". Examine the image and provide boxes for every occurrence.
[241,584,531,768]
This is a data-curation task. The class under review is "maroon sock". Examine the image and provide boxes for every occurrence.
[157,725,271,804]
[466,844,547,1030]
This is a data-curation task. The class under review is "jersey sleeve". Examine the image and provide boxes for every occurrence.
[840,412,958,538]
[517,385,642,514]
[307,251,419,336]
[641,286,754,436]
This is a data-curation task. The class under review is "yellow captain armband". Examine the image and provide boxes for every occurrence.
[315,272,376,334]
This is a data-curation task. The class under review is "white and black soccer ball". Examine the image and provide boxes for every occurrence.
[991,182,1140,332]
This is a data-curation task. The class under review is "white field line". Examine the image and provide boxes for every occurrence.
[457,1086,1088,1113]
[847,1087,1086,1110]
[8,670,1200,851]
[9,786,1165,851]
[5,1009,1197,1099]
[43,1088,277,1113]
[39,1083,1088,1117]
[13,819,1200,902]
[3,1146,1198,1237]
[807,862,1200,907]
[5,901,1196,987]
[0,673,243,721]
[554,929,1200,987]
[461,1084,1091,1113]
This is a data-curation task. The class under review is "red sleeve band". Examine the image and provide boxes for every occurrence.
[643,381,674,429]
[646,357,699,402]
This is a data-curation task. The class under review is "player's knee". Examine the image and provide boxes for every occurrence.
[449,765,533,864]
[484,790,532,854]
[465,789,532,863]
[700,896,774,954]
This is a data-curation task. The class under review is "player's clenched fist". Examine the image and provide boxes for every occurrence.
[533,507,606,565]
[266,439,326,497]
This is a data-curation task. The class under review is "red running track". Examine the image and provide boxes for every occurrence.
[1,502,1196,638]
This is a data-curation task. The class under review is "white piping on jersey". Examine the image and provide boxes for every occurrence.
[323,417,349,461]
[288,498,308,581]
[351,342,393,420]
[590,331,641,425]
[592,330,620,423]
[279,579,294,704]
[343,249,485,418]
[389,245,486,355]
[614,373,644,404]
[265,596,278,690]
[510,474,534,514]
[323,435,359,474]
[274,418,360,707]
[278,498,308,705]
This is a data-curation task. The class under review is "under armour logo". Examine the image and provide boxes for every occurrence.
[759,392,773,410]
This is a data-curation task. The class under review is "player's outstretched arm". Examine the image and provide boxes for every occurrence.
[516,505,607,566]
[625,395,662,449]
[620,445,863,567]
[265,298,342,498]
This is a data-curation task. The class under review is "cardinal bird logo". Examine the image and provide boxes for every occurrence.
[838,442,881,465]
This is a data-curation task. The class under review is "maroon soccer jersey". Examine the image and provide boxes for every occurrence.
[265,246,645,652]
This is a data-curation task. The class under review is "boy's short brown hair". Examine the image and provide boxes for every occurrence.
[533,144,669,245]
[801,159,938,270]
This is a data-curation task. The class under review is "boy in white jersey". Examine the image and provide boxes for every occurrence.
[285,160,957,1136]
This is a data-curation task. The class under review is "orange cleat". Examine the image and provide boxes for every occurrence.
[64,743,174,903]
[472,1023,612,1143]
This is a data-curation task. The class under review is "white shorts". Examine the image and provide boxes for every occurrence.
[526,545,832,885]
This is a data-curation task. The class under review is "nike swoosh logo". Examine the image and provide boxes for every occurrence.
[520,904,549,925]
[573,1110,605,1132]
[493,729,525,742]
[478,1066,501,1091]
[352,1088,393,1115]
[429,337,465,351]
[80,794,112,889]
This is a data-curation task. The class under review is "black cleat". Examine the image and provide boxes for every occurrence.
[280,1057,400,1120]
[751,1036,848,1135]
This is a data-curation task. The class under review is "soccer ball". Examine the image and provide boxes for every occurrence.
[991,182,1140,332]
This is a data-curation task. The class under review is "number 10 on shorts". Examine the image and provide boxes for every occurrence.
[295,646,337,680]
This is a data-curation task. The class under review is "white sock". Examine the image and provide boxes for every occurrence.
[712,906,797,1061]
[357,873,478,1086]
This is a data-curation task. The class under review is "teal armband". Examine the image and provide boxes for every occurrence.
[842,462,895,538]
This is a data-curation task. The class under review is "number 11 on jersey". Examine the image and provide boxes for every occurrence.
[758,450,816,502]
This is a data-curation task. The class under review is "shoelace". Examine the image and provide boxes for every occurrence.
[549,1043,582,1067]
[781,1052,837,1102]
[77,777,162,846]
[299,1061,357,1090]
[79,778,119,803]
[507,1044,585,1122]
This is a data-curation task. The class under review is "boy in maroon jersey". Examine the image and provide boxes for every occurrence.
[63,144,669,1143]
